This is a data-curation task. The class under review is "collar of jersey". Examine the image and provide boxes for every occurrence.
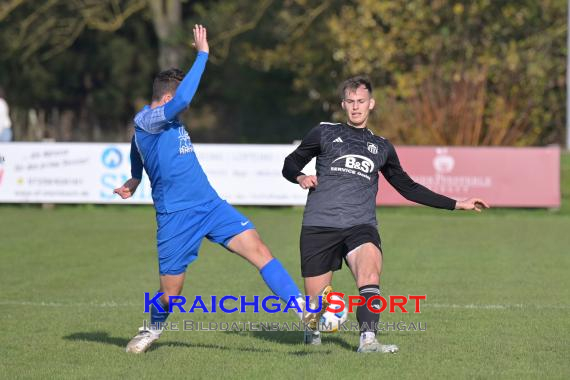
[343,122,368,132]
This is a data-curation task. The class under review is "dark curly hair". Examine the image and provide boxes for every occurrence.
[152,68,185,101]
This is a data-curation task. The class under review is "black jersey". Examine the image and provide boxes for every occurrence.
[283,122,456,228]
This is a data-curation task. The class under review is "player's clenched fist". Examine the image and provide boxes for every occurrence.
[113,178,141,199]
[297,175,318,190]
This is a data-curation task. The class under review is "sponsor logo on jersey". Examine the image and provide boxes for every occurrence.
[333,137,343,143]
[332,154,375,174]
[367,142,378,154]
[178,127,194,155]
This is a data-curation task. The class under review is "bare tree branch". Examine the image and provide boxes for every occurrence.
[79,0,147,32]
[0,0,26,21]
[8,0,147,62]
[203,0,273,64]
[288,0,332,40]
[40,19,86,60]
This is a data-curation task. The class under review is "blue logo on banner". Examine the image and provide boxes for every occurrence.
[101,147,122,169]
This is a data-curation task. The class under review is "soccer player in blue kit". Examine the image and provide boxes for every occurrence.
[114,25,325,353]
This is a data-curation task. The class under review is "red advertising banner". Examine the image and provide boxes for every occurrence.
[377,146,560,208]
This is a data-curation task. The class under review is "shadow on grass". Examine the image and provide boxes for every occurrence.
[63,331,317,354]
[65,328,409,354]
[63,331,199,351]
[225,329,354,351]
[64,331,130,348]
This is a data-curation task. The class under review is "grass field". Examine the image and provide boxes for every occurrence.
[1,155,569,379]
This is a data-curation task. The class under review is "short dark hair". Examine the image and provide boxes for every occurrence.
[340,76,373,99]
[152,68,184,101]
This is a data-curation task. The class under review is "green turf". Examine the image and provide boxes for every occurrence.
[1,154,569,379]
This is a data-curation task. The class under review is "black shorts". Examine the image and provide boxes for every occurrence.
[300,224,381,277]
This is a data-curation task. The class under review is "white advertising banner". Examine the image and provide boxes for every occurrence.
[0,143,560,207]
[0,143,313,205]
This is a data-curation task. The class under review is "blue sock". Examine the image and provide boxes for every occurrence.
[150,293,170,329]
[260,258,302,303]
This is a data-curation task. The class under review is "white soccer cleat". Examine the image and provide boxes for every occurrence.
[125,327,161,354]
[357,333,399,354]
[303,285,333,330]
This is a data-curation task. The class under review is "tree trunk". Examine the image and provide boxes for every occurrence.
[148,0,183,70]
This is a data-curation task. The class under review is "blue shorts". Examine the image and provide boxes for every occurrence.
[155,199,254,275]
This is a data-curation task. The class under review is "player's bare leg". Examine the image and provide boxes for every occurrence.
[303,272,333,326]
[302,272,334,344]
[304,271,333,297]
[346,243,381,287]
[347,243,398,353]
[227,229,307,320]
[226,229,273,269]
[126,274,186,353]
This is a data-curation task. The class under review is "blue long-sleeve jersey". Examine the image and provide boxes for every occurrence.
[130,51,219,214]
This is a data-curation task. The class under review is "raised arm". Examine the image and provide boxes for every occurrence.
[282,125,322,189]
[164,24,209,120]
[134,25,209,134]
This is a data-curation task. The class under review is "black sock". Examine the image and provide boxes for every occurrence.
[357,284,381,334]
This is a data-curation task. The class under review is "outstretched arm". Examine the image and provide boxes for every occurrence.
[163,24,210,120]
[381,143,489,211]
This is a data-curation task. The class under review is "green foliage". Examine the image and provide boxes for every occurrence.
[0,0,567,144]
[194,0,567,145]
[0,6,157,140]
[324,0,566,145]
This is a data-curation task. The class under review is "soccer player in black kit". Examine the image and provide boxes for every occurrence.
[282,76,489,353]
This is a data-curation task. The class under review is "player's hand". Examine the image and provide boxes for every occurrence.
[192,24,209,53]
[297,175,318,190]
[455,198,490,212]
[113,178,141,199]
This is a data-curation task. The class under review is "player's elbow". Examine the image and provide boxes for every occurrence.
[281,166,293,183]
[282,158,298,183]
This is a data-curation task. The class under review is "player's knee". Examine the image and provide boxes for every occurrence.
[160,286,184,304]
